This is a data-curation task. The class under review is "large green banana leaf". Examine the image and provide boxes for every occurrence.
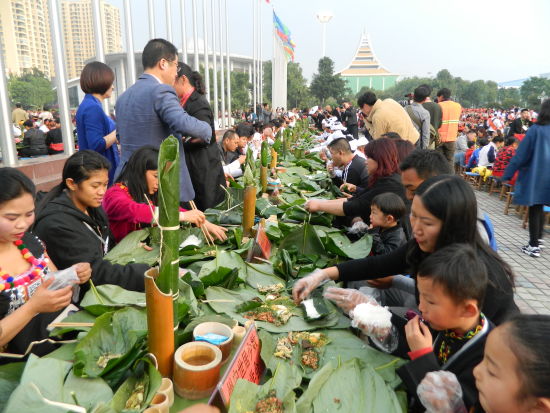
[4,354,113,413]
[80,284,146,316]
[228,362,301,413]
[205,286,340,333]
[259,329,406,383]
[296,359,407,413]
[72,308,147,381]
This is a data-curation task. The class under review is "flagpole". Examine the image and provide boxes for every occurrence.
[225,0,231,126]
[218,0,226,128]
[211,0,219,128]
[256,0,260,113]
[202,0,210,103]
[192,0,199,70]
[259,0,263,109]
[180,0,187,62]
[148,0,155,39]
[165,0,172,42]
[252,0,257,118]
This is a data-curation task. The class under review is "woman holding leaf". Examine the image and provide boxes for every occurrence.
[33,151,150,296]
[0,168,91,357]
[103,146,227,242]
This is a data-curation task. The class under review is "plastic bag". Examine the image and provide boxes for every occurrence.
[45,266,80,301]
[350,302,399,353]
[417,371,467,413]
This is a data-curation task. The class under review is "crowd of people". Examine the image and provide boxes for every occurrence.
[2,36,550,413]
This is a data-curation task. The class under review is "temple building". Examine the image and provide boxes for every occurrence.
[338,31,399,93]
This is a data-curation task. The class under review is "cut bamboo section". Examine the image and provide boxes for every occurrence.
[242,185,257,237]
[270,148,278,169]
[260,166,268,194]
[145,267,175,378]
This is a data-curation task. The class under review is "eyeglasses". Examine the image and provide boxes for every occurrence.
[164,59,179,67]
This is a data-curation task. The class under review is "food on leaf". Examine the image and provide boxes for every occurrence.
[254,390,284,413]
[257,283,285,295]
[301,347,320,370]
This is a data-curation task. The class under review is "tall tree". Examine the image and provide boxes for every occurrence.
[520,77,550,108]
[230,71,252,111]
[287,62,313,109]
[8,68,55,109]
[309,57,349,104]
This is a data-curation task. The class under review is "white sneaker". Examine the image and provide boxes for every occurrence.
[539,239,545,249]
[522,244,541,258]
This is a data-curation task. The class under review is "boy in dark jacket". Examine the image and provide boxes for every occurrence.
[397,244,492,412]
[368,192,407,255]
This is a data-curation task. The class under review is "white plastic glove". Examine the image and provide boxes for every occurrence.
[417,371,467,413]
[323,287,377,314]
[292,270,329,304]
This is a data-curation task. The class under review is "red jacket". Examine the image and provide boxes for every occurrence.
[102,184,186,243]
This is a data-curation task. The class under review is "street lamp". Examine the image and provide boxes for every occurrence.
[315,10,333,57]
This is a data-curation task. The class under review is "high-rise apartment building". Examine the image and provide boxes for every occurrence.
[0,0,122,80]
[61,0,122,79]
[0,0,54,78]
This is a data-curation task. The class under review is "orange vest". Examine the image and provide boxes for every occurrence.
[438,100,462,142]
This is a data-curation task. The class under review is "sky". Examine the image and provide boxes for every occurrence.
[107,0,550,84]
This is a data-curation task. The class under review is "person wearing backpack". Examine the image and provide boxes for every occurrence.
[405,86,432,149]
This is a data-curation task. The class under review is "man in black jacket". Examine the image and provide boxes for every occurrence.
[342,101,359,139]
[327,137,368,188]
[507,108,532,136]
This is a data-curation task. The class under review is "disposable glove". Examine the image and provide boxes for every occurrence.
[323,287,376,314]
[292,269,328,304]
[417,371,467,413]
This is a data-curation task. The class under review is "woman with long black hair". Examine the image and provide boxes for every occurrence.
[294,175,518,325]
[33,151,148,294]
[102,146,226,243]
[174,63,226,211]
[0,168,91,356]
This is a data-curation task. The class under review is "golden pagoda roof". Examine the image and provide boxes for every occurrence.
[338,32,397,77]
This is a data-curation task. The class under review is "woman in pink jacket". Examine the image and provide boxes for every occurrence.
[103,146,226,243]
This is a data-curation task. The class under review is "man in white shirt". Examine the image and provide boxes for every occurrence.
[38,119,51,134]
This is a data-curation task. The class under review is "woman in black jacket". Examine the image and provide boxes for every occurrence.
[174,63,226,211]
[33,151,148,296]
[306,138,407,225]
[294,175,518,326]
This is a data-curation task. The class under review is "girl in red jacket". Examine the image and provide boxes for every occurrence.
[103,146,226,243]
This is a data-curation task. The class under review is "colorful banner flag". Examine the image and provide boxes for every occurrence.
[273,11,295,61]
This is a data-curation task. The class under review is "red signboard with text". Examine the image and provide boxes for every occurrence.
[209,324,264,409]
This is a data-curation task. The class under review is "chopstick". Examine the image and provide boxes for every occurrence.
[189,200,214,247]
[48,322,95,329]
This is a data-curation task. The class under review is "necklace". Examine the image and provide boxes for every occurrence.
[0,239,48,292]
[438,316,485,364]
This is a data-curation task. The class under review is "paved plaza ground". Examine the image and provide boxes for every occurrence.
[474,187,550,315]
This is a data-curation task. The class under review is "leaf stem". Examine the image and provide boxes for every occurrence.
[88,279,104,305]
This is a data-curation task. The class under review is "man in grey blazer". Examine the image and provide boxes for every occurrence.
[115,38,212,202]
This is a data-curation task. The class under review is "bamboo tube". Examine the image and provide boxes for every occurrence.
[145,267,175,377]
[242,185,257,237]
[156,136,180,295]
[270,148,278,169]
[260,166,268,194]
